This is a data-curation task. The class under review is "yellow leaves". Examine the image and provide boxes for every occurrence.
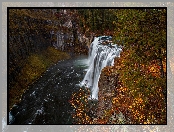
[129,106,132,109]
[102,66,114,76]
[111,53,166,124]
[135,97,143,104]
[162,60,166,73]
[132,103,136,107]
[143,119,151,124]
[119,87,128,92]
[147,61,162,77]
[149,66,158,73]
[144,121,147,124]
[112,21,117,25]
[85,115,90,121]
[69,88,92,124]
[112,98,120,106]
[151,115,155,119]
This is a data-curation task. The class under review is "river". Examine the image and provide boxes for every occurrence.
[9,55,88,124]
[9,36,122,125]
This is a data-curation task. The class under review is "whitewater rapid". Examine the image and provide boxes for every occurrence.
[81,36,122,99]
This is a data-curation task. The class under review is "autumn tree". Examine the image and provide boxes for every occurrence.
[111,8,167,124]
[77,9,117,35]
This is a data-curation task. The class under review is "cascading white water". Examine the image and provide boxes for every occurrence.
[81,36,122,100]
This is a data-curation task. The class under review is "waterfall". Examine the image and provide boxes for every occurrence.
[81,36,122,100]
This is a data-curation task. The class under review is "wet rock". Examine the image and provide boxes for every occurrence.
[97,66,119,118]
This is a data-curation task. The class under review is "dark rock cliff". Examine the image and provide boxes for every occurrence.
[97,64,119,119]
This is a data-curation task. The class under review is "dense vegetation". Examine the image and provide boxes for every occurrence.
[70,8,167,124]
[111,9,167,124]
[77,9,117,34]
[9,8,167,124]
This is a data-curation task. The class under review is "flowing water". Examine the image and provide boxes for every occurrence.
[9,36,122,124]
[9,55,88,124]
[80,36,122,99]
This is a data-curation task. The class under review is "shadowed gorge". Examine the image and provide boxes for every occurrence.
[8,8,167,125]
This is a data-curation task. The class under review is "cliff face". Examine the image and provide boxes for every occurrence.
[97,61,119,119]
[9,9,56,88]
[8,9,93,110]
[9,9,93,89]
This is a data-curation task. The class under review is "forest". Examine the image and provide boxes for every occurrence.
[8,8,167,124]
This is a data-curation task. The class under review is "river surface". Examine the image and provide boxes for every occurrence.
[9,55,88,124]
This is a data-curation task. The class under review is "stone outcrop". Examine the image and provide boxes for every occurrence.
[97,65,119,118]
